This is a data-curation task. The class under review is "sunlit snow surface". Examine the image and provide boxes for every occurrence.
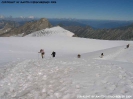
[1,58,133,99]
[25,26,74,37]
[0,59,80,99]
[0,27,133,99]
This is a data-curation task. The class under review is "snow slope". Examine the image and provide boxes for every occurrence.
[0,33,133,99]
[0,37,130,65]
[25,26,74,37]
[1,58,133,99]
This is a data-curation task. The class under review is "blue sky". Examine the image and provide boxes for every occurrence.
[0,0,133,20]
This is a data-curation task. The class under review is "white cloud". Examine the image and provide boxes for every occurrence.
[0,15,5,19]
[28,16,34,19]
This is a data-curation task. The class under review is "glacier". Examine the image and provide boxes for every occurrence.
[0,26,133,99]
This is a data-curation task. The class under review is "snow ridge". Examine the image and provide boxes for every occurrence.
[25,26,74,37]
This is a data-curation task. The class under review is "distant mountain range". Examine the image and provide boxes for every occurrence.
[48,19,88,27]
[48,18,133,29]
[0,16,38,22]
[63,24,133,40]
[0,17,133,40]
[1,17,133,29]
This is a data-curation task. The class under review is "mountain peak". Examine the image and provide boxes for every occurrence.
[40,18,48,22]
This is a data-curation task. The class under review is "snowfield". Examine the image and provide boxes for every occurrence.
[0,26,133,99]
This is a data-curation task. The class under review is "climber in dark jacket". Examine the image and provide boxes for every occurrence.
[126,44,129,48]
[101,53,104,58]
[51,51,56,57]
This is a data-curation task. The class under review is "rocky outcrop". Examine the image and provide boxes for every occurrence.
[0,18,52,37]
[0,20,19,35]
